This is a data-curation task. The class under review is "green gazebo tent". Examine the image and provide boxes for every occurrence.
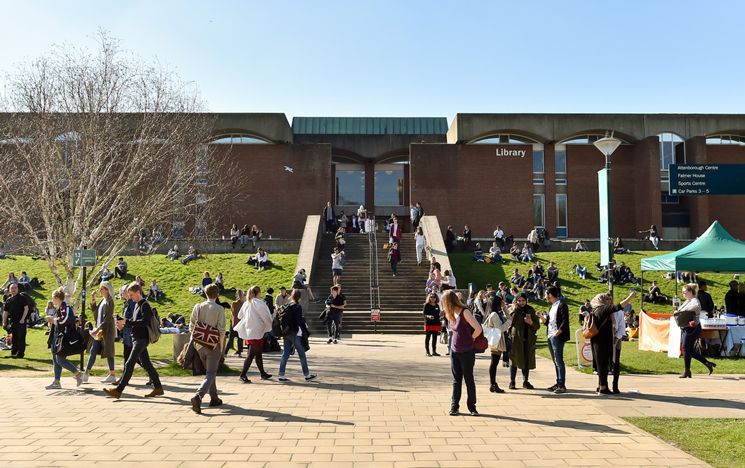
[641,221,745,273]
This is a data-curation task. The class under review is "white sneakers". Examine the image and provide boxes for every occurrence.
[100,374,117,384]
[45,381,61,390]
[81,373,89,384]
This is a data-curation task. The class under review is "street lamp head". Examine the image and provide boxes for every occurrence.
[593,136,622,158]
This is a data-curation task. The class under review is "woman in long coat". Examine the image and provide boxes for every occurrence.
[508,292,540,390]
[84,281,117,384]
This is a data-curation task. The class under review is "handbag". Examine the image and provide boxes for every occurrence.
[55,326,86,357]
[582,314,609,339]
[473,332,488,353]
[483,326,502,347]
[674,309,697,328]
[192,304,220,350]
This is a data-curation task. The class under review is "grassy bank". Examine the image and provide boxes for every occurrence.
[450,250,745,374]
[0,253,296,374]
[624,417,745,468]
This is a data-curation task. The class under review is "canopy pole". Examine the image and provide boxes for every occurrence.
[639,270,644,313]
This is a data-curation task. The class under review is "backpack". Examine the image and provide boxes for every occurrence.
[20,292,39,324]
[147,304,161,344]
[272,304,290,337]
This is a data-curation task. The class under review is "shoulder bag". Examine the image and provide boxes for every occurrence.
[192,304,220,350]
[582,313,609,339]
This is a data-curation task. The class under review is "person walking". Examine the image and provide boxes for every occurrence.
[277,289,316,382]
[237,286,273,383]
[442,289,482,416]
[589,290,635,394]
[484,294,511,393]
[610,302,626,393]
[507,293,540,390]
[44,287,84,389]
[104,283,164,399]
[675,283,716,378]
[188,284,226,413]
[84,281,117,384]
[423,292,441,356]
[2,283,29,358]
[325,286,345,344]
[415,226,426,266]
[225,290,246,357]
[331,247,344,285]
[388,242,401,277]
[541,286,570,393]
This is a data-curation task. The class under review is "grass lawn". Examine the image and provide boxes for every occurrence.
[624,417,745,468]
[450,250,745,375]
[0,253,296,375]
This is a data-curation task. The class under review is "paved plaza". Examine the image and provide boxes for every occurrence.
[3,334,744,467]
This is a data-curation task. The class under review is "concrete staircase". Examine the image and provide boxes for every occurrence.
[304,227,429,335]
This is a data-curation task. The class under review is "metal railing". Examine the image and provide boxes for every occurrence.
[368,221,381,329]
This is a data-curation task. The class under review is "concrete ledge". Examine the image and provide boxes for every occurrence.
[295,215,323,309]
[465,238,692,253]
[420,215,452,274]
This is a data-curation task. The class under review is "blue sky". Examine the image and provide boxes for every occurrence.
[1,0,743,118]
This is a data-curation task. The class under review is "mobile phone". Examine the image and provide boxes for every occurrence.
[629,287,636,293]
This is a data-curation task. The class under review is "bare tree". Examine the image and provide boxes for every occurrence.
[0,32,227,307]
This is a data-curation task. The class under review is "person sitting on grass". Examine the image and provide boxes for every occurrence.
[532,261,545,279]
[573,264,588,280]
[613,237,630,254]
[509,244,520,262]
[441,270,457,291]
[181,246,198,264]
[488,241,505,264]
[547,262,559,283]
[528,277,546,302]
[643,281,667,304]
[572,240,588,252]
[149,279,163,301]
[166,244,180,260]
[520,243,535,262]
[255,248,270,270]
[473,242,485,262]
[114,257,128,278]
[202,271,213,289]
[523,270,535,290]
[17,272,32,291]
[100,268,114,282]
[510,268,525,288]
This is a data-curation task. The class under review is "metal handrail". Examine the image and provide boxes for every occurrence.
[368,221,381,319]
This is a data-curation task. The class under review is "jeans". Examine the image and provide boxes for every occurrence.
[195,345,222,400]
[116,337,162,392]
[390,260,398,274]
[547,335,566,386]
[502,335,512,364]
[279,335,309,377]
[225,326,244,354]
[450,350,476,411]
[510,366,530,384]
[425,331,438,354]
[53,352,79,381]
[682,324,709,371]
[326,311,342,339]
[86,339,115,371]
[11,323,26,357]
[416,243,425,264]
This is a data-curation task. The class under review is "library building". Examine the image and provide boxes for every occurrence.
[209,113,745,240]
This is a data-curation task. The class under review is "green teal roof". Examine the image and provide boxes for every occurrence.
[292,117,448,135]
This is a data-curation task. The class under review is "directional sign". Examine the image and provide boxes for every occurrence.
[670,164,745,195]
[370,309,381,322]
[72,249,97,267]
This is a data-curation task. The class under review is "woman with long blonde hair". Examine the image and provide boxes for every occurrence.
[236,285,273,383]
[442,290,482,416]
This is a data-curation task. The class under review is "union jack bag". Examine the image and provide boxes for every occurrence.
[193,320,220,349]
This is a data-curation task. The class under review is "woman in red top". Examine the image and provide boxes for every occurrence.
[422,293,442,357]
[388,242,401,277]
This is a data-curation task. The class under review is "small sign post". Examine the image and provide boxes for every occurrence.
[371,309,381,334]
[73,248,96,371]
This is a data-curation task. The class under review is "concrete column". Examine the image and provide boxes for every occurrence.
[633,137,662,233]
[543,144,556,233]
[365,160,375,215]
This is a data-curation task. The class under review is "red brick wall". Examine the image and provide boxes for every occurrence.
[409,144,534,239]
[566,144,645,238]
[212,143,331,238]
[702,145,745,238]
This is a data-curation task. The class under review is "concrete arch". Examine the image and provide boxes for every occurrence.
[557,129,635,144]
[376,149,410,164]
[207,130,274,144]
[332,148,366,164]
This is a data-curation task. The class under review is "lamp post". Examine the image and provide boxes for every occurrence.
[593,135,622,299]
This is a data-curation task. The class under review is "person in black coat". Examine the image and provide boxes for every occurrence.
[277,289,316,382]
[589,290,635,395]
[422,293,442,357]
[539,286,570,393]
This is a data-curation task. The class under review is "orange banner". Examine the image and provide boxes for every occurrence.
[638,311,673,353]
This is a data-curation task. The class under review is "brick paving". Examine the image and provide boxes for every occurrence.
[2,334,741,467]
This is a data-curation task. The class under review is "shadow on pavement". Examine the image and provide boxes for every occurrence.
[477,413,629,434]
[205,403,355,425]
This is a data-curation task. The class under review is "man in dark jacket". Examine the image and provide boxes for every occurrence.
[2,284,29,358]
[543,286,570,394]
[725,281,743,316]
[104,282,164,399]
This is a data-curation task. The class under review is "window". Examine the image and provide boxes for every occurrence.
[559,134,629,145]
[556,194,568,237]
[374,163,405,206]
[658,132,685,171]
[554,144,567,184]
[335,163,365,206]
[533,194,545,228]
[706,134,745,146]
[470,134,538,144]
[533,144,545,185]
[209,134,271,145]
